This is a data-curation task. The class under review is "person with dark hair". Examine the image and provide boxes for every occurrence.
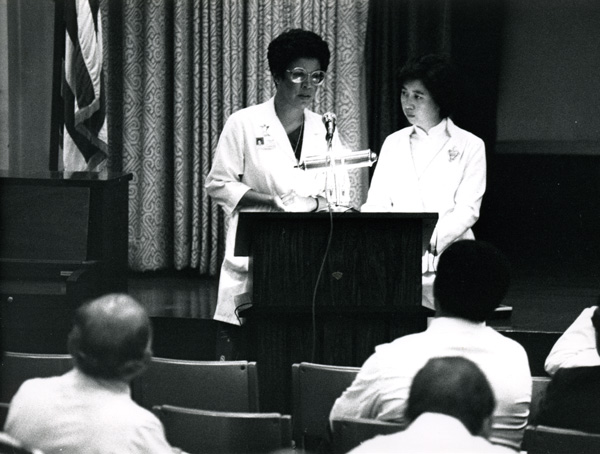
[206,28,348,331]
[362,54,486,309]
[349,357,514,453]
[330,240,532,451]
[4,294,184,454]
[536,300,600,432]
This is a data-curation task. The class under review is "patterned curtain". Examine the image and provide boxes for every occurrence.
[102,0,369,273]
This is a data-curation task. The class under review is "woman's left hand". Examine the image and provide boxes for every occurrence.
[280,191,318,212]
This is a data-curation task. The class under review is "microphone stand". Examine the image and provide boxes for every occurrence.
[318,113,377,211]
[325,132,341,210]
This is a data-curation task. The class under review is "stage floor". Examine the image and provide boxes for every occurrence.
[128,262,598,333]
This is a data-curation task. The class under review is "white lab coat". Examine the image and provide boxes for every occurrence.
[206,97,345,325]
[362,118,486,308]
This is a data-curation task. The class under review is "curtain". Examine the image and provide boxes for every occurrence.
[366,0,505,156]
[102,0,369,273]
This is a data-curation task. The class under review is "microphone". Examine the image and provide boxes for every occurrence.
[322,112,337,142]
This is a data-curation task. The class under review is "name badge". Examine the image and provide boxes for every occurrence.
[256,136,276,151]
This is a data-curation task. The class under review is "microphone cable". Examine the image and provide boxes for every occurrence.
[311,182,335,363]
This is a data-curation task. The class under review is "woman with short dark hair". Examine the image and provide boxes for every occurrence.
[362,54,486,309]
[206,29,346,328]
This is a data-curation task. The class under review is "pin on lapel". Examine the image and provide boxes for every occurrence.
[448,146,459,162]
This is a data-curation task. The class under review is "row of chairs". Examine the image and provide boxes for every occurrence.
[2,352,600,453]
[524,376,600,453]
[0,353,260,413]
[0,355,358,452]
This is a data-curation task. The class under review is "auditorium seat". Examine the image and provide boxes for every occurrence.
[524,425,600,454]
[131,358,259,412]
[530,376,551,424]
[0,352,72,403]
[153,404,293,453]
[0,403,9,432]
[291,362,360,451]
[330,417,403,454]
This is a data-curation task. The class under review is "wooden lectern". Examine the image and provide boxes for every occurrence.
[235,211,437,412]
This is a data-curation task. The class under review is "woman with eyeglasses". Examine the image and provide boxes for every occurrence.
[206,29,346,331]
[362,55,486,309]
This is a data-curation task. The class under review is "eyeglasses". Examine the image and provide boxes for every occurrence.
[286,67,326,86]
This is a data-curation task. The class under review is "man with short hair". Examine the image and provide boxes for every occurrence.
[348,357,515,453]
[5,293,184,454]
[330,240,532,450]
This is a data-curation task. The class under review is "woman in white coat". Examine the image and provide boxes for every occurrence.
[206,29,345,336]
[362,55,486,309]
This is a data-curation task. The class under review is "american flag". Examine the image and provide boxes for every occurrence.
[62,0,107,171]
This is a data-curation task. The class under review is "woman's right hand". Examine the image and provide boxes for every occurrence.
[270,194,287,211]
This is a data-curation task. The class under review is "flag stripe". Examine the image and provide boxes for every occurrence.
[62,0,107,171]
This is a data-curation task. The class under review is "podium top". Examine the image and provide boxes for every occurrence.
[235,211,438,257]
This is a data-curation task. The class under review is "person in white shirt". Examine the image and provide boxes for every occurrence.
[535,302,600,432]
[362,54,486,309]
[348,356,515,454]
[5,293,185,454]
[330,240,532,451]
[545,303,600,375]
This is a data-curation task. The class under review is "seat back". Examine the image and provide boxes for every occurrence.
[0,403,9,432]
[524,425,600,454]
[132,358,259,412]
[153,404,292,454]
[291,362,360,450]
[331,417,403,454]
[530,376,551,424]
[1,352,72,402]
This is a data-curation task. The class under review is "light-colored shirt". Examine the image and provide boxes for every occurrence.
[5,369,181,454]
[410,120,452,178]
[329,317,532,451]
[545,306,600,376]
[348,413,515,454]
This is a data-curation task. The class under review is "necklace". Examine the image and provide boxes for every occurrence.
[292,119,304,162]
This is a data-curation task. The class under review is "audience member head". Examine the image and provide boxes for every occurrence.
[405,356,496,436]
[433,240,511,322]
[399,54,458,119]
[267,28,331,79]
[68,293,153,381]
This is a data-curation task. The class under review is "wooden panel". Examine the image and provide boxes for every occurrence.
[0,185,90,261]
[0,171,132,353]
[243,213,433,309]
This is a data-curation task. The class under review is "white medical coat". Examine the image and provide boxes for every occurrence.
[363,118,486,254]
[362,118,486,307]
[206,97,344,325]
